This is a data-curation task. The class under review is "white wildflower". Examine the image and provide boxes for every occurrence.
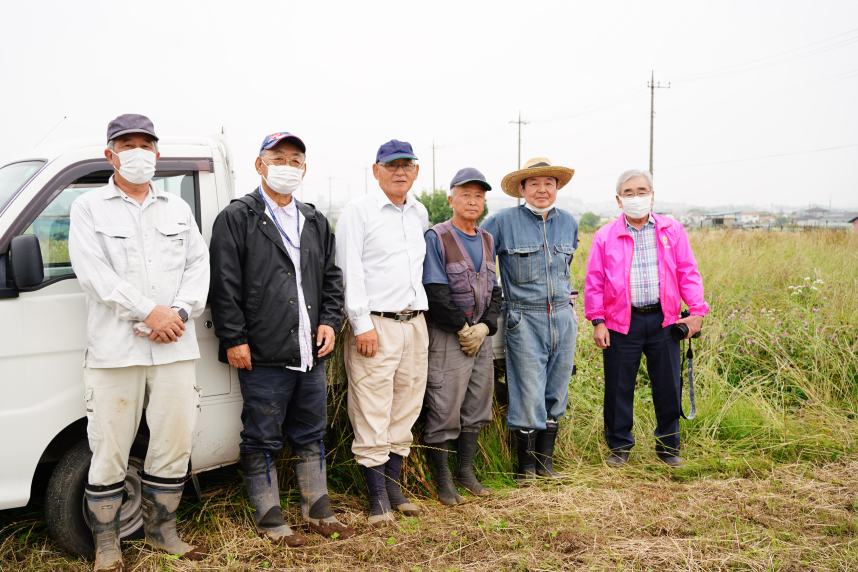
[804,277,811,281]
[813,279,824,284]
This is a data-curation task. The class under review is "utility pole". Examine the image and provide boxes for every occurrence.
[509,110,529,205]
[327,177,333,220]
[648,71,670,178]
[431,140,444,192]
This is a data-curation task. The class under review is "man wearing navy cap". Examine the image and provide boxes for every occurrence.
[421,168,502,505]
[336,140,429,526]
[69,114,209,569]
[209,132,353,544]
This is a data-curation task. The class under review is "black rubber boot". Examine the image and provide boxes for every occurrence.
[140,474,206,560]
[241,452,305,546]
[425,442,465,505]
[534,419,565,479]
[454,431,493,496]
[362,464,394,526]
[514,430,538,485]
[293,441,355,539]
[84,482,125,572]
[384,453,421,515]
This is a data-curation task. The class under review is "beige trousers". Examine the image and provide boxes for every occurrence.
[345,313,429,467]
[83,360,201,486]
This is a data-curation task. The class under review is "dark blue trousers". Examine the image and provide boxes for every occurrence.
[237,364,327,454]
[602,310,682,456]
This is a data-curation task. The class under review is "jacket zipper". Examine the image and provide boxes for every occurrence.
[475,271,481,322]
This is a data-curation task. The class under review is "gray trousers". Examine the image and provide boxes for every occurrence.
[424,327,494,443]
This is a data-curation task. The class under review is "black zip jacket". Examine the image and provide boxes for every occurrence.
[425,283,502,336]
[209,190,344,368]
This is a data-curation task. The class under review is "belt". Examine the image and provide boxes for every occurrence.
[370,310,423,322]
[631,303,661,315]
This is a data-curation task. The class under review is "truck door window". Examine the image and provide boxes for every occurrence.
[23,171,197,283]
[0,160,45,215]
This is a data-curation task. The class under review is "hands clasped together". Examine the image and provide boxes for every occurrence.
[458,323,489,356]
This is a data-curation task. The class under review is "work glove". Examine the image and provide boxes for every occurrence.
[458,322,489,356]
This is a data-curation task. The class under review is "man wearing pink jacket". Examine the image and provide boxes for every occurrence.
[584,169,709,468]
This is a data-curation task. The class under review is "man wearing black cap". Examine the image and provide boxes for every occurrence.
[69,114,209,570]
[209,132,352,545]
[336,140,429,526]
[421,168,502,505]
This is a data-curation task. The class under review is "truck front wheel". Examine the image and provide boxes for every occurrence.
[44,438,146,558]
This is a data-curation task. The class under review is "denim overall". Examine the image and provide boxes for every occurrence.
[481,205,578,431]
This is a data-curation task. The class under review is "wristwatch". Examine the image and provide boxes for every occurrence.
[172,307,189,323]
[591,319,605,326]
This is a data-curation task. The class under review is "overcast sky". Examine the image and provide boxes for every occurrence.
[2,0,857,212]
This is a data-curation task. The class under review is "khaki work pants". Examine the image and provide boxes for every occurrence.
[345,313,429,468]
[83,360,200,486]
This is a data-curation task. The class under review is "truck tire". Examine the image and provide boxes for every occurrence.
[44,437,146,558]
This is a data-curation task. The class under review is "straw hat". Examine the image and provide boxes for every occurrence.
[500,157,575,198]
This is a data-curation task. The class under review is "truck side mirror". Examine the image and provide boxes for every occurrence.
[10,235,44,288]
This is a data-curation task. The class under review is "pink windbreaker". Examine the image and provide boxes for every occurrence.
[584,213,709,334]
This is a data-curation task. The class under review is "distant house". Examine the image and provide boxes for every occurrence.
[850,215,858,234]
[795,212,858,228]
[739,211,760,224]
[703,211,740,226]
[804,207,828,218]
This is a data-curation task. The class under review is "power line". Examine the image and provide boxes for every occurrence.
[658,142,858,171]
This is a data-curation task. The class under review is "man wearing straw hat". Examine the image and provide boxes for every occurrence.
[481,158,578,484]
[421,167,502,505]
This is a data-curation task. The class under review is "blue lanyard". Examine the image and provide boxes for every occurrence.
[259,187,300,249]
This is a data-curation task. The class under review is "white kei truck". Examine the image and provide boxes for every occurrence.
[0,135,244,558]
[0,135,511,559]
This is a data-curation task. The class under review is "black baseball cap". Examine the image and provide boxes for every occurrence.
[106,114,158,143]
[450,167,491,191]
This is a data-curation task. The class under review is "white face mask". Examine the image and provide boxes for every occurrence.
[620,195,653,219]
[111,148,157,184]
[524,201,554,216]
[261,159,303,195]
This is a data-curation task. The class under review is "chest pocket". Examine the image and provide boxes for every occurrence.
[156,224,189,271]
[95,225,135,275]
[508,246,540,284]
[445,261,472,294]
[554,244,575,278]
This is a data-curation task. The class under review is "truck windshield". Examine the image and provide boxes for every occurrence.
[0,161,45,214]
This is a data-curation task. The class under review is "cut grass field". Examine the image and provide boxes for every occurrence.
[2,229,857,571]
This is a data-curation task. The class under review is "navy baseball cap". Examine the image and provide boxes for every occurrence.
[106,114,158,143]
[376,140,418,164]
[450,167,491,191]
[260,132,306,153]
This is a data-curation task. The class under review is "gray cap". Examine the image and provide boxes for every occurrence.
[106,114,159,144]
[450,167,491,191]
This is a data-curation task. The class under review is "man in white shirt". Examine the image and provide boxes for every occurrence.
[69,114,209,571]
[336,139,429,526]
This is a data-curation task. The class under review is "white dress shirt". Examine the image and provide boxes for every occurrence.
[257,189,313,371]
[68,176,210,368]
[336,188,429,335]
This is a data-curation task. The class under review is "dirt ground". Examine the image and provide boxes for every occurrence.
[2,460,857,572]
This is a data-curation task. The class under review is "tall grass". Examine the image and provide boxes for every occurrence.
[322,230,858,497]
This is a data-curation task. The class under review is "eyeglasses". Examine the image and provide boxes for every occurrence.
[378,162,417,172]
[261,156,304,168]
[620,190,652,198]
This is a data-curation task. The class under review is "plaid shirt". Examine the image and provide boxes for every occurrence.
[626,216,660,307]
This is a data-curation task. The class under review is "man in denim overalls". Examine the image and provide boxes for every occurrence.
[481,157,578,484]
